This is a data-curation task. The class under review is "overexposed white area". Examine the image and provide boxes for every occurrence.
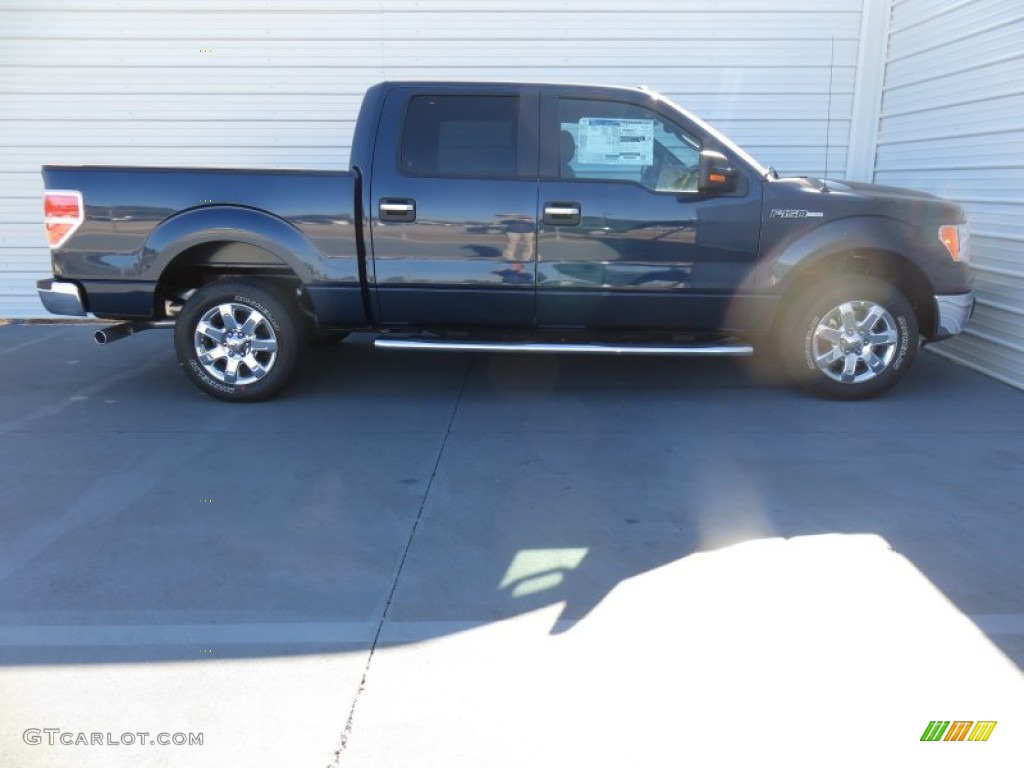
[347,534,1024,767]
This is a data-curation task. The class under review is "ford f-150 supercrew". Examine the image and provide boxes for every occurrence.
[37,81,974,402]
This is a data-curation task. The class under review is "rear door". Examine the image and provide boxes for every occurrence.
[536,89,762,331]
[369,86,539,327]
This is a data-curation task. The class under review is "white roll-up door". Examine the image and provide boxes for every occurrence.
[1,0,863,319]
[875,0,1024,389]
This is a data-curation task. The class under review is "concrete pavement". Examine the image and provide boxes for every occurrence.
[0,323,1022,767]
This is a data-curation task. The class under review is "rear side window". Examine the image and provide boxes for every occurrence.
[400,95,520,178]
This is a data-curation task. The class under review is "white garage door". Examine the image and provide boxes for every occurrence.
[1,0,864,318]
[875,0,1024,389]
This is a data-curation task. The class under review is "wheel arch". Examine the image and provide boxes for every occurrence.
[154,239,310,320]
[144,209,314,320]
[141,205,324,279]
[143,206,367,328]
[764,217,938,339]
[772,247,936,340]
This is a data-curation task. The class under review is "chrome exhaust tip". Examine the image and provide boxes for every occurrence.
[94,320,175,345]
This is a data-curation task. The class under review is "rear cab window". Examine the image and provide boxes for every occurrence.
[399,95,522,178]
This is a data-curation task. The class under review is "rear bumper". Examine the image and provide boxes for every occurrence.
[933,291,975,340]
[37,278,87,317]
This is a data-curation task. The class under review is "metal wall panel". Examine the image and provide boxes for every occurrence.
[0,0,862,318]
[875,0,1024,390]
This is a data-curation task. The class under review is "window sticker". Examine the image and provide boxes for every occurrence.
[577,118,654,166]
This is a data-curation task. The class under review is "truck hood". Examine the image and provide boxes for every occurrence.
[767,176,965,222]
[820,178,946,203]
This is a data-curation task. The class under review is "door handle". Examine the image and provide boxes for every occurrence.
[379,198,416,223]
[543,202,581,227]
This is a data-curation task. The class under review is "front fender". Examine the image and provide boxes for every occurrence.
[760,215,969,296]
[763,216,914,287]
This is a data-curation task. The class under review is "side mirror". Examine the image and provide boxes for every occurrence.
[698,150,738,194]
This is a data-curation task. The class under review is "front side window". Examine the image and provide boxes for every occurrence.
[400,95,520,178]
[558,98,700,193]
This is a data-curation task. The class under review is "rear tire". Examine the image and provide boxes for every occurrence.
[779,276,918,400]
[174,279,303,402]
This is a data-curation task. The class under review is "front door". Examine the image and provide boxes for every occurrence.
[536,93,762,331]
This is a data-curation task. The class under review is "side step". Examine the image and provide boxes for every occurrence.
[374,338,753,357]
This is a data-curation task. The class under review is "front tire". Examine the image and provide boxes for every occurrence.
[174,279,303,402]
[779,276,918,400]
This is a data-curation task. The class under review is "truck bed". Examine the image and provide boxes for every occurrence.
[42,165,363,323]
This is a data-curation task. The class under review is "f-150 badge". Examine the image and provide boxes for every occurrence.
[770,209,825,219]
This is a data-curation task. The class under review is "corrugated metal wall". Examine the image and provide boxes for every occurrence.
[875,0,1024,389]
[0,0,861,318]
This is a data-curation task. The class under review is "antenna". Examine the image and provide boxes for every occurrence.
[822,35,834,192]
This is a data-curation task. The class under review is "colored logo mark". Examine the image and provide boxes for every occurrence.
[921,720,997,742]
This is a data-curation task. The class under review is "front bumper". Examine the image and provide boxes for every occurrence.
[37,278,87,317]
[933,291,975,340]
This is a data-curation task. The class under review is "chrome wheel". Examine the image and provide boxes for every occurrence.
[811,300,899,384]
[193,302,278,385]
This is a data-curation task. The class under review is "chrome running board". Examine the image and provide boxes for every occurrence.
[374,338,753,356]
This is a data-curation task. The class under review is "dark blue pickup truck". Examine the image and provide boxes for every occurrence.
[38,81,974,401]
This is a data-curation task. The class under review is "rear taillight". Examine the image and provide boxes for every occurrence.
[43,189,84,249]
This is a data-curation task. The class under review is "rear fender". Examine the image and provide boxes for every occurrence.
[142,206,325,283]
